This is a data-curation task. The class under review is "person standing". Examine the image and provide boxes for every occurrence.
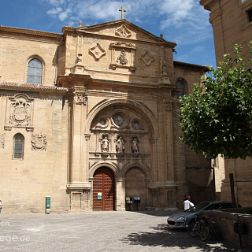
[184,195,194,211]
[0,200,2,213]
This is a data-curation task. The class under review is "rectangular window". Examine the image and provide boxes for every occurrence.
[247,9,252,22]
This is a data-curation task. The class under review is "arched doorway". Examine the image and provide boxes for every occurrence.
[93,167,115,211]
[125,167,147,211]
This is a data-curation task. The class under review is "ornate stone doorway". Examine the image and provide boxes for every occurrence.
[93,167,115,211]
[89,101,154,211]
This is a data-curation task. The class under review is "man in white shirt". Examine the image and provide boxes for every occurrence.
[184,196,194,211]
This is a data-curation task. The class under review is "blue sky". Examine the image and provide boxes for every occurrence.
[0,0,216,67]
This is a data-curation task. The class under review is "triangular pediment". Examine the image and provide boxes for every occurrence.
[75,19,175,46]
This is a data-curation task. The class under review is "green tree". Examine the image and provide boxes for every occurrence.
[180,44,252,159]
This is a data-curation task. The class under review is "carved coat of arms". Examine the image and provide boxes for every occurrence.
[8,95,33,128]
[31,133,47,150]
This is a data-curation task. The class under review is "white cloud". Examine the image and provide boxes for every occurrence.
[43,0,205,27]
[58,10,70,21]
[159,0,194,24]
[47,0,66,6]
[76,1,121,20]
[46,7,62,15]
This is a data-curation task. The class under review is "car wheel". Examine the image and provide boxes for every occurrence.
[188,221,199,237]
[200,224,211,241]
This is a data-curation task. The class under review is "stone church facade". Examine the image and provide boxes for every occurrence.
[0,19,211,213]
[201,0,252,206]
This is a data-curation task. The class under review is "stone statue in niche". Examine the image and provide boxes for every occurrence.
[31,133,47,151]
[131,137,139,154]
[76,53,83,63]
[116,136,125,153]
[101,135,109,152]
[162,59,169,77]
[117,50,128,65]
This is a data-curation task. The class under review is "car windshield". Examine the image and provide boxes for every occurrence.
[185,201,210,212]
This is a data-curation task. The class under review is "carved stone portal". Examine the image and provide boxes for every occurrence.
[31,133,47,151]
[91,109,148,158]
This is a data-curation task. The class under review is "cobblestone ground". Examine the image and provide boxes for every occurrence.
[0,211,241,252]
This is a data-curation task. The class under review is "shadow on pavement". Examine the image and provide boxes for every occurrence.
[121,224,240,252]
[129,210,178,216]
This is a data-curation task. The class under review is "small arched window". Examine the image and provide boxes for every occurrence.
[176,78,187,97]
[27,58,43,84]
[13,133,25,159]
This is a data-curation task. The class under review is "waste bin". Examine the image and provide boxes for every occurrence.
[125,197,133,211]
[45,196,51,214]
[133,196,141,211]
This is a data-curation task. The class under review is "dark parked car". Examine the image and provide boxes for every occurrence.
[167,201,239,229]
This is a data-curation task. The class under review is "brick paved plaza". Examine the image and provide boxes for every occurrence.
[0,211,239,252]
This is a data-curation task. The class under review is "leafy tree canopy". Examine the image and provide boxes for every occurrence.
[180,44,252,159]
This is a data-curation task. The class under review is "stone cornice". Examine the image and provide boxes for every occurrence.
[0,26,62,41]
[88,78,176,91]
[200,0,214,10]
[174,61,210,72]
[63,20,176,48]
[0,82,68,95]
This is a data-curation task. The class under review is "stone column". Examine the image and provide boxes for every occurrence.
[70,87,87,183]
[116,178,125,211]
[67,86,91,210]
[163,98,175,182]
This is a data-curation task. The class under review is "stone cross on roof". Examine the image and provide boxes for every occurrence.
[119,6,126,19]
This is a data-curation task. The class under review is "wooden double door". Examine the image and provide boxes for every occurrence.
[93,167,115,211]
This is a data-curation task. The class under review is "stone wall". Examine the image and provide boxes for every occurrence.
[201,0,252,208]
[0,91,69,213]
[0,21,211,213]
[201,0,252,64]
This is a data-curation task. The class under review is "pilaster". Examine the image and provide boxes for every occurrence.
[116,178,126,211]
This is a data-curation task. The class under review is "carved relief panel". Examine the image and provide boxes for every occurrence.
[140,50,155,67]
[110,42,136,72]
[90,108,150,158]
[73,87,88,105]
[89,43,106,61]
[115,25,132,38]
[31,133,47,151]
[5,94,34,131]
